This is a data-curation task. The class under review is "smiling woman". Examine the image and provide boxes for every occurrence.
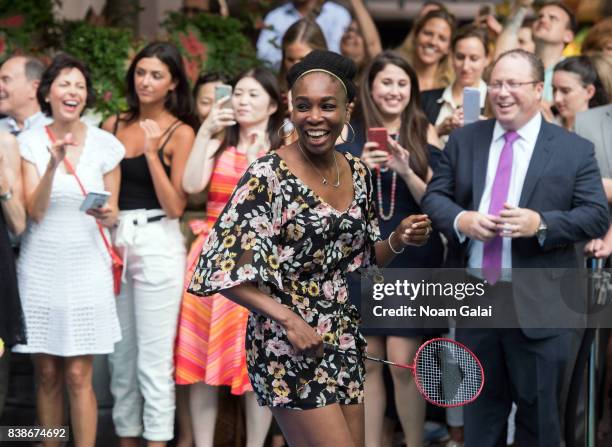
[176,67,283,447]
[186,50,432,447]
[14,53,125,446]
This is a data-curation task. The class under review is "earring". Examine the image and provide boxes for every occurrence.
[339,122,355,144]
[277,119,296,140]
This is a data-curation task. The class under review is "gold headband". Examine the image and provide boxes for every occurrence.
[296,68,348,96]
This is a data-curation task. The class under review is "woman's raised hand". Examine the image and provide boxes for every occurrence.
[386,136,413,177]
[436,108,464,136]
[361,141,389,171]
[47,133,75,169]
[200,95,236,136]
[246,130,267,163]
[139,119,163,156]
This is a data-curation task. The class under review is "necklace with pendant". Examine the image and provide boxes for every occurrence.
[297,142,341,188]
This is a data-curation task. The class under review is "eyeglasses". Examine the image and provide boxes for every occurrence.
[487,80,540,92]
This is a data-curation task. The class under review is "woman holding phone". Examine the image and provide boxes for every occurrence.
[338,50,444,447]
[102,42,195,446]
[420,25,490,144]
[15,54,124,446]
[177,67,283,447]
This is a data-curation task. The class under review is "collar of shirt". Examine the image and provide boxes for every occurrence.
[4,111,48,134]
[492,111,542,149]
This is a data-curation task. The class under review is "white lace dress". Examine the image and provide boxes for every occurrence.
[13,123,124,356]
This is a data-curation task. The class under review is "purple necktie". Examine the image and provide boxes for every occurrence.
[482,131,519,283]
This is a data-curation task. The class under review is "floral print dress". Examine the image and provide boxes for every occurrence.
[188,151,381,409]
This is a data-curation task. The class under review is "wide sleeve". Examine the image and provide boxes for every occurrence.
[99,130,125,174]
[187,156,284,296]
[360,160,381,268]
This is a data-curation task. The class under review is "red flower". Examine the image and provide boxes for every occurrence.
[0,15,24,28]
[183,57,200,84]
[103,91,113,102]
[179,29,206,58]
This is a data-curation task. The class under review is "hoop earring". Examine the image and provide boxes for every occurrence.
[339,122,355,144]
[277,120,296,140]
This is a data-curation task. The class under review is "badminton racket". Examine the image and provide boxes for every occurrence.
[325,337,484,407]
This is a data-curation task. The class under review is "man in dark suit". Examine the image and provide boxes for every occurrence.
[421,49,609,446]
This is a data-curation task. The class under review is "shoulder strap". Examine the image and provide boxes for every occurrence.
[158,119,184,152]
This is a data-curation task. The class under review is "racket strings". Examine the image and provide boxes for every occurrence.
[415,340,483,406]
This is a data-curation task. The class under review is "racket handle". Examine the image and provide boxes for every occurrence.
[324,343,414,370]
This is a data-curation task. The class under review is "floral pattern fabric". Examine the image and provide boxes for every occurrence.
[188,151,380,409]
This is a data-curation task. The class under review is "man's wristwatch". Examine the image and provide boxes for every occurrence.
[0,188,12,202]
[535,215,547,246]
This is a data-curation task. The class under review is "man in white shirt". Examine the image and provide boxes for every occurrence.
[422,49,608,446]
[256,0,351,71]
[0,55,48,136]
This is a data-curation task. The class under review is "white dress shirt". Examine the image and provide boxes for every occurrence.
[0,111,51,136]
[256,1,352,71]
[454,112,543,272]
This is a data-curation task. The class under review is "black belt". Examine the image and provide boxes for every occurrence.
[133,214,166,225]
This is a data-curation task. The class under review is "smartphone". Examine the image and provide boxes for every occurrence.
[367,127,388,152]
[463,88,481,125]
[80,191,111,212]
[214,84,233,109]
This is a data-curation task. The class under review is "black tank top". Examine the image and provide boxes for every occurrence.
[114,117,182,210]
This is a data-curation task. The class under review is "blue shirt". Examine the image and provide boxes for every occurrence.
[256,1,352,71]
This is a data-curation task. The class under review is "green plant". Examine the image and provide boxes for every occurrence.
[0,0,60,56]
[62,21,134,118]
[164,12,259,83]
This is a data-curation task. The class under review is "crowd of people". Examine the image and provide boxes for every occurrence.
[1,0,612,446]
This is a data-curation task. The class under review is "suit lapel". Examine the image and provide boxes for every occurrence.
[472,121,495,207]
[519,121,555,207]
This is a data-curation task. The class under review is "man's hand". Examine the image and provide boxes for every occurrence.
[496,203,540,238]
[457,211,498,241]
[584,238,612,259]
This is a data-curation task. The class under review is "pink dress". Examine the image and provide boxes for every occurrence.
[174,146,254,394]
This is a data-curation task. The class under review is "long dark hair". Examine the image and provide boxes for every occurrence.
[221,67,284,153]
[124,42,196,127]
[554,56,609,108]
[358,51,429,180]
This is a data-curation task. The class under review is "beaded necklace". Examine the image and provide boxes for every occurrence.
[376,133,399,221]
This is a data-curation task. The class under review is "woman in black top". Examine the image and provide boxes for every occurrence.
[102,42,195,447]
[337,50,444,447]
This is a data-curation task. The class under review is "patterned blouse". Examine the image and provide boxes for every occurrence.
[188,151,381,409]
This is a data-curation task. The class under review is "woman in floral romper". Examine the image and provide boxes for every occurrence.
[187,50,432,447]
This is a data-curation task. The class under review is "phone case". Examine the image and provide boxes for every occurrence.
[367,127,388,152]
[463,88,481,125]
[80,191,110,212]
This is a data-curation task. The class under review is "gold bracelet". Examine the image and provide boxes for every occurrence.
[387,231,405,254]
